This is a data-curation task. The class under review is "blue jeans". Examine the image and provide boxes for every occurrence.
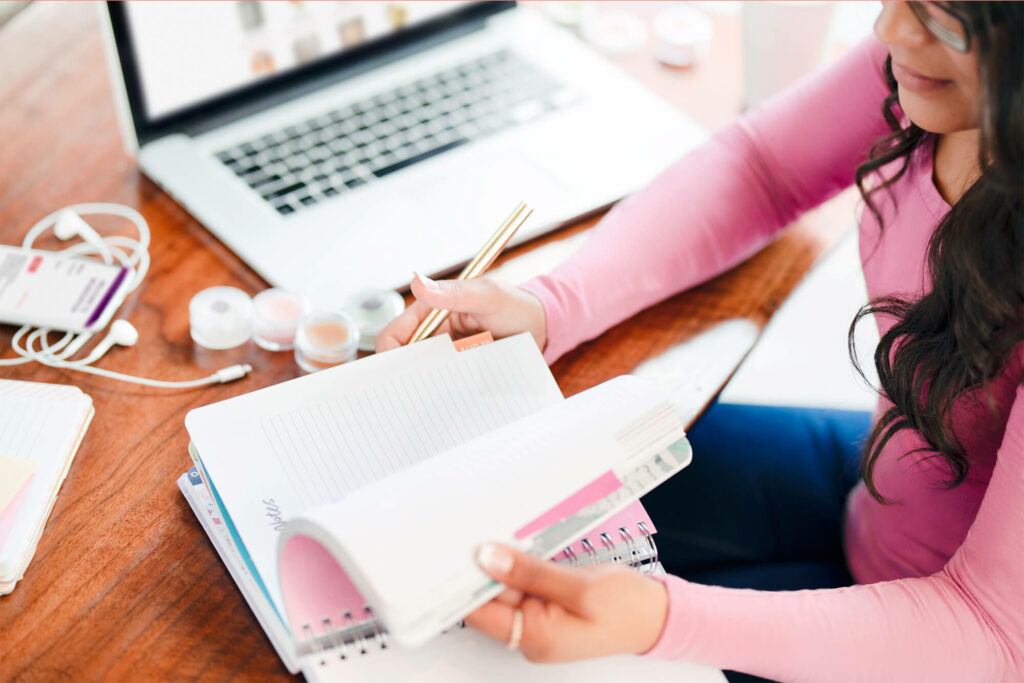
[640,401,871,681]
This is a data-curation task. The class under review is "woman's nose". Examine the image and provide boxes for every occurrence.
[874,1,932,48]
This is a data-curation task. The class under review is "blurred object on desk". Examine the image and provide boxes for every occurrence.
[580,8,648,55]
[742,1,879,108]
[742,1,835,108]
[0,2,26,28]
[653,5,713,68]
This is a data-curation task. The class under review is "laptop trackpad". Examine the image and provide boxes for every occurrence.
[404,153,574,250]
[310,153,575,298]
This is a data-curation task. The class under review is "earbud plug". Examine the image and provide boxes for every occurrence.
[73,320,139,365]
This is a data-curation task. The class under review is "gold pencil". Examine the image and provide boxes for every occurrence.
[407,201,533,344]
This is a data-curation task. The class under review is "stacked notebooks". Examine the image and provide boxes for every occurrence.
[0,379,94,594]
[179,333,720,682]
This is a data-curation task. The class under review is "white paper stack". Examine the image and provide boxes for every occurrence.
[0,379,93,594]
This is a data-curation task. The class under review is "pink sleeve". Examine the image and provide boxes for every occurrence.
[520,38,891,364]
[645,384,1024,682]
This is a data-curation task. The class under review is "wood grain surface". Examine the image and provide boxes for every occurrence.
[0,4,853,681]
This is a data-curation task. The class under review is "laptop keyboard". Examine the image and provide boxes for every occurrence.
[214,50,573,217]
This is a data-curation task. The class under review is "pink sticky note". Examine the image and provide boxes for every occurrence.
[0,473,33,549]
[514,470,623,540]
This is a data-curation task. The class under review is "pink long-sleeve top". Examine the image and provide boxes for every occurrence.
[519,38,1024,682]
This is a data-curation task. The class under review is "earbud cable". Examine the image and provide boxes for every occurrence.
[0,204,251,387]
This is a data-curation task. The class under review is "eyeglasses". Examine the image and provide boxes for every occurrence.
[907,2,971,52]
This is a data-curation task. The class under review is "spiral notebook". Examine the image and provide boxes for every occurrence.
[179,468,674,679]
[180,333,717,681]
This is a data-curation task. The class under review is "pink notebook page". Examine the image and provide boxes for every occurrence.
[279,534,371,637]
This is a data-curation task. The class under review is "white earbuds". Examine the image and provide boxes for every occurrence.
[1,203,253,389]
[109,319,140,346]
[54,210,112,263]
[69,320,139,366]
[55,209,105,246]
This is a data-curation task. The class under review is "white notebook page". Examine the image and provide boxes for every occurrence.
[186,333,562,615]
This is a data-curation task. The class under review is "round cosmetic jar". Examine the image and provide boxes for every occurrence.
[189,286,253,350]
[344,289,405,352]
[580,10,647,55]
[294,310,360,373]
[653,7,713,68]
[252,288,310,351]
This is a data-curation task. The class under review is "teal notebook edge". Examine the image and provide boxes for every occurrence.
[188,442,286,628]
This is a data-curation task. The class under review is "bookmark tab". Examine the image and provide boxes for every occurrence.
[453,331,494,352]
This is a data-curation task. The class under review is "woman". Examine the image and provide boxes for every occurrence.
[377,3,1022,681]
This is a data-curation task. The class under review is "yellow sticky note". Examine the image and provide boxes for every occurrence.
[0,455,37,515]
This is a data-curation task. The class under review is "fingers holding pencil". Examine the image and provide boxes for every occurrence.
[374,273,549,353]
[406,202,533,344]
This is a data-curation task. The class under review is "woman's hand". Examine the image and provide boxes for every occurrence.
[374,273,548,353]
[466,544,669,663]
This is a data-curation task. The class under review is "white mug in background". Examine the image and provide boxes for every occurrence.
[741,1,836,109]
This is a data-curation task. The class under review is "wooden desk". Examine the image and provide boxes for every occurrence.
[0,4,852,680]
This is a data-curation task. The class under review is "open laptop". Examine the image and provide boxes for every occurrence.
[102,2,705,303]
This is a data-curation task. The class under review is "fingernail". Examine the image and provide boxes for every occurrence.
[414,271,439,291]
[477,543,514,576]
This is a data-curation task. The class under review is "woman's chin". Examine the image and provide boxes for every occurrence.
[898,87,977,135]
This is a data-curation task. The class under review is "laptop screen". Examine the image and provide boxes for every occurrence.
[124,2,466,120]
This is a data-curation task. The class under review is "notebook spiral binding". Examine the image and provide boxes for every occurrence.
[301,606,389,665]
[298,522,658,665]
[557,521,658,574]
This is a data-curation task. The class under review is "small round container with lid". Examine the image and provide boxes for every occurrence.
[580,9,647,56]
[294,310,360,373]
[344,289,405,352]
[189,286,253,350]
[653,6,713,68]
[252,288,310,351]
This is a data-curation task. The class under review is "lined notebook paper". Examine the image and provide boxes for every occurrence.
[0,380,93,593]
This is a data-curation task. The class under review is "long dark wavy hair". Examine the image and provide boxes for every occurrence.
[850,2,1023,502]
